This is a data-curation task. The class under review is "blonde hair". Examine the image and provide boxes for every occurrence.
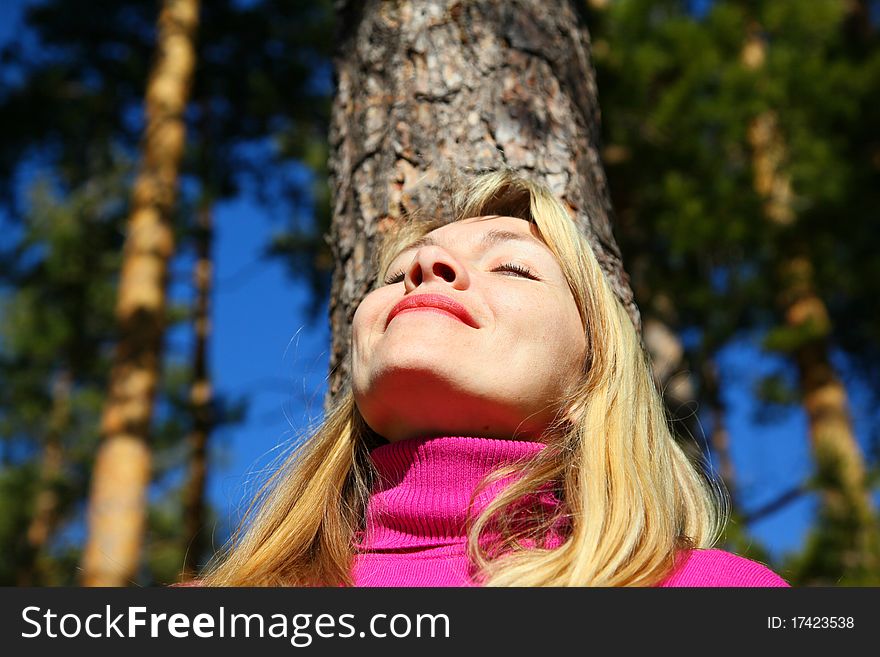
[200,169,729,586]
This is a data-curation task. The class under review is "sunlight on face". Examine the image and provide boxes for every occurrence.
[351,215,586,443]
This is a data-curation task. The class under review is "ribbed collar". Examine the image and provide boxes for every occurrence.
[355,435,552,552]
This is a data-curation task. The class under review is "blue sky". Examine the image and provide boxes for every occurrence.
[2,0,877,572]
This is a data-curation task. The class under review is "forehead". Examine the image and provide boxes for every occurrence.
[438,215,541,238]
[395,215,551,256]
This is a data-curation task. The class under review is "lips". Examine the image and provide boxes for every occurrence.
[386,293,479,329]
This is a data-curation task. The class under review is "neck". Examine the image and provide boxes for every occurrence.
[355,434,554,552]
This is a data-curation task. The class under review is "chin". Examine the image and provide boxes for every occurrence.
[356,376,539,439]
[369,354,468,384]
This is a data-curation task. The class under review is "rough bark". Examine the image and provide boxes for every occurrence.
[180,202,213,581]
[327,0,638,404]
[743,26,879,577]
[80,0,200,587]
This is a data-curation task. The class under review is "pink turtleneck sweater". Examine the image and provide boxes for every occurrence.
[352,435,790,587]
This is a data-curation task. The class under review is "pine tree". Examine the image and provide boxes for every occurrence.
[326,0,637,404]
[0,163,131,585]
[0,0,335,584]
[588,0,880,581]
[81,0,200,587]
[180,199,213,581]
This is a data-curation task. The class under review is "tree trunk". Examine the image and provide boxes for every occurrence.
[597,128,709,468]
[181,201,213,581]
[327,0,638,405]
[18,370,72,586]
[699,355,738,509]
[743,26,879,579]
[642,313,703,461]
[80,0,200,587]
[843,0,872,43]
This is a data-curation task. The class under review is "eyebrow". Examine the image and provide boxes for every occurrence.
[390,228,547,263]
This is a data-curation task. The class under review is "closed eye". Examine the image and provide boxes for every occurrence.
[382,262,539,285]
[493,262,539,279]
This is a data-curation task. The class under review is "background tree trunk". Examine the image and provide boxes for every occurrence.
[327,0,638,406]
[18,370,71,586]
[180,201,213,581]
[699,355,738,508]
[80,0,200,587]
[742,24,879,580]
[642,313,703,461]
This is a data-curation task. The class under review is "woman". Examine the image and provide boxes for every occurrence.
[198,169,789,587]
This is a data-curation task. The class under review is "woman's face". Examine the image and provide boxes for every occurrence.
[352,215,586,443]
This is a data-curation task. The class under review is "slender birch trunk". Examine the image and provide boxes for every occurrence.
[80,0,200,587]
[327,0,638,405]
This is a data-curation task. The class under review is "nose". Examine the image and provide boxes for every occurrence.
[404,245,470,291]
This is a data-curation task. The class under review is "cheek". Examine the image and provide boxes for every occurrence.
[351,298,375,361]
[353,290,385,331]
[498,294,574,362]
[542,296,585,370]
[351,291,389,359]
